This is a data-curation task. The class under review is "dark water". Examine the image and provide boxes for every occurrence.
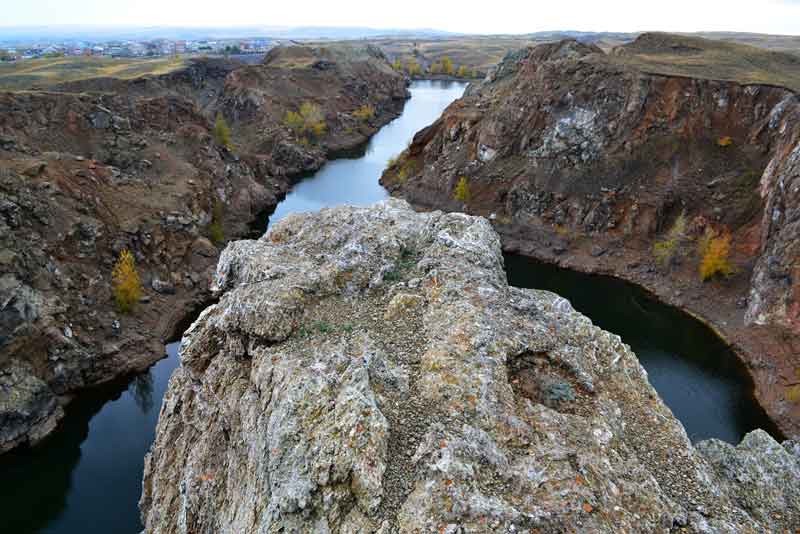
[0,343,180,534]
[268,80,468,227]
[0,77,773,534]
[0,80,468,534]
[504,254,780,444]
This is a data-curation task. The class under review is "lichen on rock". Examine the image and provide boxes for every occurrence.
[141,200,800,533]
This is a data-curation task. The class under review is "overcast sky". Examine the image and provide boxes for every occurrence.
[3,0,800,35]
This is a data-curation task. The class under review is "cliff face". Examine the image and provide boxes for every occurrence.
[0,45,407,453]
[381,36,800,437]
[141,200,800,533]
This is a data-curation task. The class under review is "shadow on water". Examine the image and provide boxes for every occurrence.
[504,253,782,444]
[0,343,181,534]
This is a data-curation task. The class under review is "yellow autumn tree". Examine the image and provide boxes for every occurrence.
[699,229,734,281]
[213,114,232,149]
[457,65,468,78]
[352,104,375,122]
[440,56,454,75]
[652,211,687,269]
[112,250,142,313]
[406,58,422,76]
[453,176,471,204]
[284,101,327,139]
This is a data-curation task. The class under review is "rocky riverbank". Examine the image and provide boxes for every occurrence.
[381,34,800,439]
[141,200,800,533]
[0,44,407,454]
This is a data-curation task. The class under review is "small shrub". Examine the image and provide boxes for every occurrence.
[392,59,403,71]
[717,136,733,147]
[284,101,326,140]
[652,211,687,269]
[352,104,376,122]
[440,56,454,75]
[383,270,402,282]
[786,369,800,403]
[699,228,734,281]
[213,114,232,149]
[208,200,225,245]
[314,320,334,334]
[453,176,471,204]
[112,250,142,313]
[406,58,422,76]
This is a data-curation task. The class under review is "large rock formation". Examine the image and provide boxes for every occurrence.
[141,200,800,533]
[0,45,407,453]
[381,35,800,438]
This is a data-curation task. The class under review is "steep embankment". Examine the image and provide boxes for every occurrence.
[0,45,407,453]
[140,200,800,533]
[381,35,800,438]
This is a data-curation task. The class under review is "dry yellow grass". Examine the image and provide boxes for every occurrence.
[603,33,800,91]
[0,56,187,90]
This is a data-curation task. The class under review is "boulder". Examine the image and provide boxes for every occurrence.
[140,200,800,533]
[0,360,64,453]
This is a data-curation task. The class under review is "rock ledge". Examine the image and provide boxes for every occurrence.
[141,200,800,533]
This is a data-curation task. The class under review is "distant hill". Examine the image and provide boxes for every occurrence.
[0,25,457,45]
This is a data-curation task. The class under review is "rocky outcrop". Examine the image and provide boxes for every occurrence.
[141,200,800,533]
[381,35,800,438]
[0,45,406,453]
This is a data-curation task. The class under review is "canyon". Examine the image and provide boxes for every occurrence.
[1,30,800,534]
[382,33,800,439]
[0,44,407,453]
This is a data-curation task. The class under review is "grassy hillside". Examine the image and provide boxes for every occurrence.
[0,56,187,91]
[604,33,800,91]
[314,31,800,77]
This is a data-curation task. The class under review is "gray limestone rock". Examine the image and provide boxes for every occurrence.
[141,200,800,533]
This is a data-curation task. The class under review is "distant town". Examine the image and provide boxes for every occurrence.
[0,37,274,61]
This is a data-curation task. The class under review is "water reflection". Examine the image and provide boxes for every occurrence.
[130,371,155,414]
[267,80,468,228]
[0,343,180,534]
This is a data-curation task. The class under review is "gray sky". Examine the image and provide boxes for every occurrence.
[3,0,800,35]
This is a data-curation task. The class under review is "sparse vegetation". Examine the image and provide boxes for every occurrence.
[698,228,734,281]
[652,211,687,269]
[718,136,734,147]
[112,249,142,313]
[352,104,376,122]
[213,114,232,149]
[453,176,471,204]
[208,200,225,245]
[284,101,327,140]
[0,56,186,91]
[296,319,356,338]
[383,246,417,282]
[406,58,422,76]
[786,369,800,403]
[440,56,455,75]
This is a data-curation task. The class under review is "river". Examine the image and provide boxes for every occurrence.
[0,78,778,533]
[0,79,469,534]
